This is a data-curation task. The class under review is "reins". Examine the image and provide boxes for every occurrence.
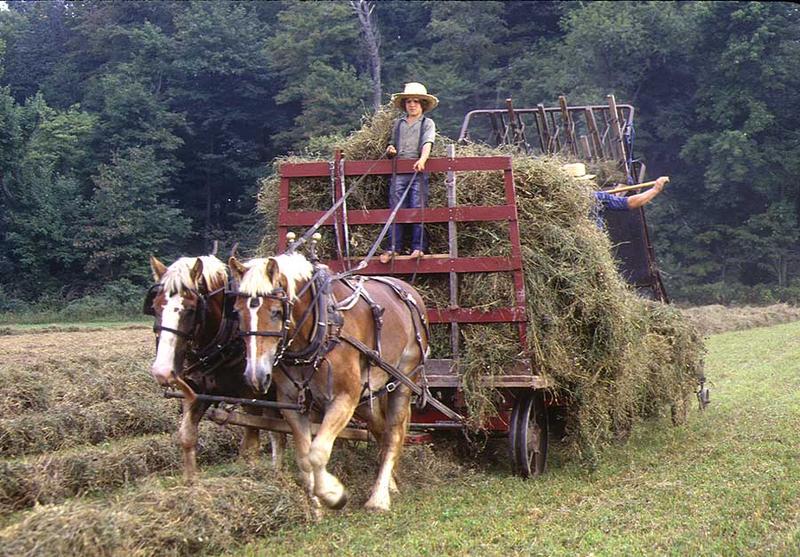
[146,283,243,374]
[335,170,419,279]
[286,152,422,279]
[286,154,388,254]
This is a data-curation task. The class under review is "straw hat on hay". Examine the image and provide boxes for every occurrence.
[391,82,439,112]
[562,162,596,182]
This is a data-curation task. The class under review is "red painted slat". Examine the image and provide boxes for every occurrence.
[427,307,527,324]
[278,156,512,178]
[278,205,517,226]
[279,161,331,177]
[340,156,512,175]
[325,256,522,274]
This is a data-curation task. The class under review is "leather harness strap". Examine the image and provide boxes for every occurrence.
[236,262,462,423]
[339,334,462,421]
[147,283,246,379]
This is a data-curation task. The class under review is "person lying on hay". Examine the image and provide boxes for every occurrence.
[562,162,668,229]
[380,82,439,263]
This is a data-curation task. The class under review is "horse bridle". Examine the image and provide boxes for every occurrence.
[229,268,332,368]
[143,284,214,342]
[233,289,293,363]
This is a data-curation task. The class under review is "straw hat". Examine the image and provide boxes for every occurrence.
[391,82,439,112]
[562,162,596,181]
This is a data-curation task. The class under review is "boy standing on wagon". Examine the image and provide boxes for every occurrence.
[380,82,438,263]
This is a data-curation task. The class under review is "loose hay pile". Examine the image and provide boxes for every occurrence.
[0,424,240,513]
[257,105,706,462]
[0,468,308,557]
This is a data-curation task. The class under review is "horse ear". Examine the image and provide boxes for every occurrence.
[229,256,247,282]
[190,258,205,292]
[150,256,168,282]
[266,258,280,284]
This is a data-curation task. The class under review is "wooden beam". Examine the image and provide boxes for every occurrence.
[446,144,460,359]
[558,95,577,157]
[580,135,593,160]
[606,94,629,174]
[585,107,605,160]
[206,408,372,441]
[537,104,552,153]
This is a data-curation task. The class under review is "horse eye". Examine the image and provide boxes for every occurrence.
[271,309,282,321]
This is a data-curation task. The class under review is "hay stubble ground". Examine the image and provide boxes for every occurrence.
[0,311,798,556]
[233,318,800,556]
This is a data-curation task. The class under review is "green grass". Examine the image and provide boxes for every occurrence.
[231,321,800,557]
[0,320,148,333]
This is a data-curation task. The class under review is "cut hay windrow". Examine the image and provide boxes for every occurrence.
[0,468,308,557]
[681,302,800,336]
[0,423,242,515]
[0,327,155,414]
[0,441,466,557]
[0,398,177,458]
[0,360,162,415]
[256,105,706,461]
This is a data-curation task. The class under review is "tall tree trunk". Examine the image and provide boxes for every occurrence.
[205,137,214,249]
[351,0,382,110]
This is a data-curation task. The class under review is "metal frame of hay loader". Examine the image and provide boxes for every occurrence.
[459,94,669,302]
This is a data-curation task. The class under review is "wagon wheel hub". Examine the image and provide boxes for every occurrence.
[527,423,541,454]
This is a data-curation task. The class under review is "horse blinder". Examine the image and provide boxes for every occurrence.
[143,285,161,316]
[223,291,239,320]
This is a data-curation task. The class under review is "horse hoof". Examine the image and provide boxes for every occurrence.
[327,491,348,510]
[364,500,390,513]
[364,490,391,512]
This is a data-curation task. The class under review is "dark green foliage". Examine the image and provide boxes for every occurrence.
[79,146,190,283]
[0,1,798,304]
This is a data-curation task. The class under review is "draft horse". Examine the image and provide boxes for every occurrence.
[145,254,284,480]
[229,252,429,511]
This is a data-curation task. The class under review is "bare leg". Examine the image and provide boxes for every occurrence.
[178,398,212,482]
[365,387,412,511]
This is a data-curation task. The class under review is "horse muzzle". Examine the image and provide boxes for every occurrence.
[150,364,178,388]
[245,360,272,394]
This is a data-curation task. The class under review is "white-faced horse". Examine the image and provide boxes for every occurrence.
[146,254,284,479]
[229,252,429,511]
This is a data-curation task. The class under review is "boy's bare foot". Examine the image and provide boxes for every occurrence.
[409,249,425,259]
[379,251,397,264]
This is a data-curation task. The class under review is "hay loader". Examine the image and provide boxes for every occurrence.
[175,96,707,479]
[459,94,669,302]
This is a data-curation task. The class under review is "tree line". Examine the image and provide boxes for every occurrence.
[0,0,798,309]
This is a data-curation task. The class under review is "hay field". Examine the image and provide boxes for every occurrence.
[0,326,465,556]
[681,302,800,336]
[231,319,800,556]
[0,305,796,555]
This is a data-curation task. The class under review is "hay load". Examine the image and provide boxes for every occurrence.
[256,106,705,462]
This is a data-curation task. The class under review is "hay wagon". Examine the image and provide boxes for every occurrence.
[187,95,701,479]
[459,94,668,302]
[246,146,556,478]
[174,146,556,477]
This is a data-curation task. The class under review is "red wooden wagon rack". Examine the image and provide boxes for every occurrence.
[269,148,553,477]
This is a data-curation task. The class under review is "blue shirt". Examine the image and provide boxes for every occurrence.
[592,191,629,229]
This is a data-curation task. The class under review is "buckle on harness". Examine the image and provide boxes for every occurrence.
[385,381,397,393]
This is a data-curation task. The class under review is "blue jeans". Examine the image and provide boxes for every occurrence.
[386,173,428,253]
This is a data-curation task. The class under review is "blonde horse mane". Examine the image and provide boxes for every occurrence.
[161,255,227,294]
[238,253,314,300]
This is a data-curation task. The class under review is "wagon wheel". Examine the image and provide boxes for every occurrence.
[509,391,548,478]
